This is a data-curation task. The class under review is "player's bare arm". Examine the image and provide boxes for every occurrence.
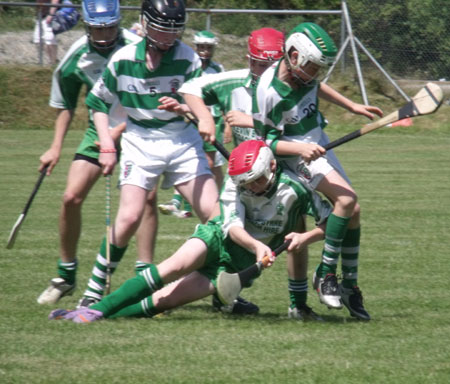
[274,140,325,163]
[228,226,274,266]
[39,109,74,175]
[285,225,326,252]
[93,110,116,175]
[225,110,254,128]
[182,93,216,143]
[157,96,191,115]
[318,82,383,120]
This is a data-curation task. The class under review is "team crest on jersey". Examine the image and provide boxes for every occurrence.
[169,79,181,94]
[286,114,300,124]
[276,203,284,216]
[123,161,133,179]
[296,162,312,180]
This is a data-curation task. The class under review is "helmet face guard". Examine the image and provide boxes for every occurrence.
[228,140,275,193]
[82,0,121,52]
[141,0,186,52]
[285,22,337,84]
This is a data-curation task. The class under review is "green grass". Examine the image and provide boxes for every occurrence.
[1,124,450,383]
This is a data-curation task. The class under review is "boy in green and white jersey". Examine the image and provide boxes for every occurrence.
[253,22,382,320]
[179,28,285,315]
[180,28,285,147]
[49,140,332,323]
[159,30,226,219]
[78,0,219,306]
[37,0,159,306]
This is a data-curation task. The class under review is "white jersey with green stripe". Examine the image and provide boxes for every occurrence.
[178,68,258,146]
[220,168,331,249]
[49,29,141,129]
[202,60,225,119]
[253,60,328,151]
[86,39,203,138]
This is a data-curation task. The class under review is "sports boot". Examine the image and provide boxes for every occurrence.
[340,285,371,321]
[77,296,100,309]
[212,295,259,315]
[313,272,343,309]
[288,304,324,322]
[37,277,76,305]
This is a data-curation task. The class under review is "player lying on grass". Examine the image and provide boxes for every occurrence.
[178,27,285,315]
[252,22,380,320]
[49,140,333,323]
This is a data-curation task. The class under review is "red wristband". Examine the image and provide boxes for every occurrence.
[100,148,117,153]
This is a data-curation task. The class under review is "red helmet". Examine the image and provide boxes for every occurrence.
[228,140,274,187]
[248,28,284,61]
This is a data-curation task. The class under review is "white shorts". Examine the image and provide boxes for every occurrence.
[119,126,212,191]
[33,20,57,45]
[281,131,350,190]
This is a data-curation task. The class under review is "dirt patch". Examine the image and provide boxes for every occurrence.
[0,30,84,65]
[0,28,248,68]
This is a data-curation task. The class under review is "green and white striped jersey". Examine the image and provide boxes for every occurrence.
[202,60,224,119]
[86,39,203,138]
[220,167,331,249]
[179,68,257,146]
[49,29,141,129]
[253,61,327,152]
[203,60,224,75]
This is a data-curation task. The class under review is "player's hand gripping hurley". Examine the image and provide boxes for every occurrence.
[216,240,292,305]
[105,175,112,294]
[6,166,49,249]
[324,82,443,151]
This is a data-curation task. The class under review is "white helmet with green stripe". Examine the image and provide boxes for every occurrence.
[193,30,218,46]
[285,22,337,69]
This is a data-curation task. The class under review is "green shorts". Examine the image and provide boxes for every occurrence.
[192,217,258,288]
[75,125,121,161]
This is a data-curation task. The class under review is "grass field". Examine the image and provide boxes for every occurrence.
[1,120,450,383]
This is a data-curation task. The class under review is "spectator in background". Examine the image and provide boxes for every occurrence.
[33,0,60,65]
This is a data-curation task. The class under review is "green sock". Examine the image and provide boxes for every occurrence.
[108,296,161,319]
[82,237,128,301]
[341,227,360,288]
[171,194,182,209]
[288,278,308,309]
[135,261,152,275]
[318,213,350,277]
[183,199,192,213]
[91,264,163,318]
[57,259,77,285]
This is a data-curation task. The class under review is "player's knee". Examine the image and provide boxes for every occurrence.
[62,191,84,208]
[119,211,142,229]
[336,191,358,213]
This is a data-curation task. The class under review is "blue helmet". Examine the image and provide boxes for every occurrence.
[82,0,121,51]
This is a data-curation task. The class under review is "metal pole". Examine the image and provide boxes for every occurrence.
[354,37,410,102]
[340,9,346,74]
[323,36,350,83]
[342,0,368,105]
[206,11,211,31]
[38,9,43,66]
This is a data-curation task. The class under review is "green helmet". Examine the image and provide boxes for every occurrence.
[193,30,218,45]
[285,22,337,68]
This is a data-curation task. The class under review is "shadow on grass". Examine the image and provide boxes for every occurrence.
[109,303,370,325]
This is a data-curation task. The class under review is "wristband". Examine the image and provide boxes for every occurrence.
[100,148,117,153]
